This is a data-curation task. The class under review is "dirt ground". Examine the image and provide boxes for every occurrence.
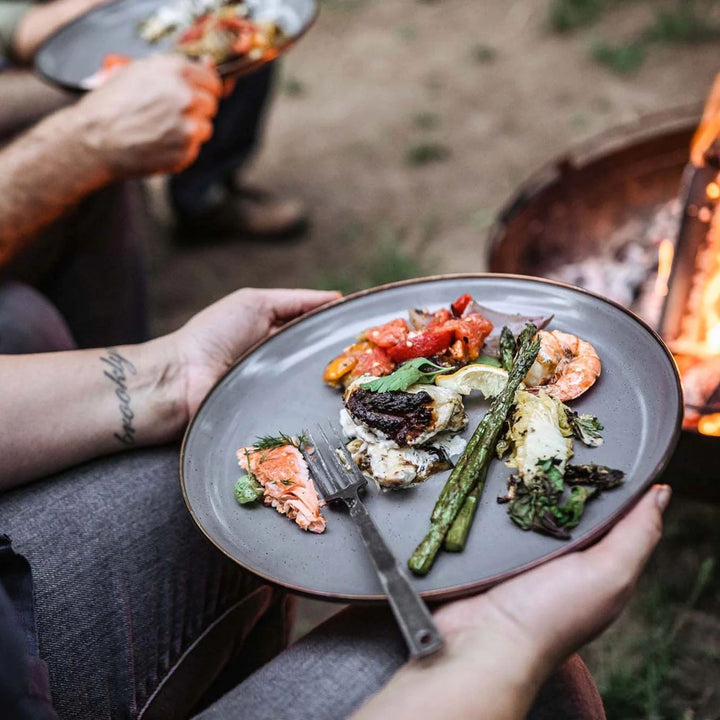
[146,0,720,716]
[147,0,720,333]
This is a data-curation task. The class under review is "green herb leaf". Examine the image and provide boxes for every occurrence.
[537,457,565,492]
[253,432,309,451]
[359,357,452,393]
[552,485,599,529]
[234,474,264,505]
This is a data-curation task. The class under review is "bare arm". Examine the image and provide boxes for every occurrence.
[12,0,108,63]
[0,288,339,489]
[0,105,112,262]
[0,54,221,267]
[0,339,185,485]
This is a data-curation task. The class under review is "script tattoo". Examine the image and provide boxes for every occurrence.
[101,348,137,446]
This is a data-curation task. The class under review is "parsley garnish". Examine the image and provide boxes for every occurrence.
[359,357,452,393]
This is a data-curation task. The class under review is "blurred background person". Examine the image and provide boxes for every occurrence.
[0,0,307,241]
[0,54,221,350]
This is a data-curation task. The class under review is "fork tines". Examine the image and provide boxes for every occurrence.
[302,424,367,502]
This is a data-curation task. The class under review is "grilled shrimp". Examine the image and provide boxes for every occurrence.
[525,330,601,401]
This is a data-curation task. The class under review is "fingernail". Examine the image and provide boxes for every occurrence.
[655,484,672,512]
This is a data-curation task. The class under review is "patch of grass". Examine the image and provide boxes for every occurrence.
[283,77,305,97]
[405,141,451,166]
[422,73,443,95]
[548,0,609,33]
[412,111,441,130]
[396,25,418,42]
[470,43,497,63]
[591,40,645,75]
[594,556,715,717]
[314,224,424,294]
[570,111,590,130]
[468,207,496,232]
[645,4,720,44]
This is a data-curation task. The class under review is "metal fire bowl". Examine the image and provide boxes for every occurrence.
[487,106,720,501]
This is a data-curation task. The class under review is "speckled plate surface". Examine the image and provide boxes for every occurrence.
[180,274,683,602]
[35,0,317,91]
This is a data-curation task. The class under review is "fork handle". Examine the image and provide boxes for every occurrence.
[348,498,444,659]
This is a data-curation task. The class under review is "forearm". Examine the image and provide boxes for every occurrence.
[0,105,111,265]
[0,336,188,489]
[352,622,550,720]
[13,0,104,62]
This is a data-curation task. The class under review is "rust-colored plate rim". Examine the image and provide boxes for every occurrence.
[180,272,683,603]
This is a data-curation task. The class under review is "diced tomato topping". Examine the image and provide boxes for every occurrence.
[445,313,493,361]
[351,346,394,379]
[364,318,410,348]
[427,307,453,327]
[451,293,474,317]
[386,326,454,363]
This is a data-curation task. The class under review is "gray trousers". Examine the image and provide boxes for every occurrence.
[0,443,605,720]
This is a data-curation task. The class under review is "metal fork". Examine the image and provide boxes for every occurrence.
[302,424,444,659]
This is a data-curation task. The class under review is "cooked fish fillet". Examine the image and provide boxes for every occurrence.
[237,445,326,533]
[340,379,467,489]
[343,379,467,446]
[344,433,466,489]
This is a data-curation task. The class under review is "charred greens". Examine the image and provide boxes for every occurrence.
[563,406,604,447]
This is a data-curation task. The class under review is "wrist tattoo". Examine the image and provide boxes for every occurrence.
[101,348,137,446]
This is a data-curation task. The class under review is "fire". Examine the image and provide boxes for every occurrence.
[654,239,674,297]
[702,269,720,353]
[664,70,720,429]
[698,412,720,436]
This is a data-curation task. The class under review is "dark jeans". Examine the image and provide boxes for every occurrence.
[169,63,275,218]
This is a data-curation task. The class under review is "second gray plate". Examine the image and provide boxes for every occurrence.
[35,0,317,90]
[181,274,682,602]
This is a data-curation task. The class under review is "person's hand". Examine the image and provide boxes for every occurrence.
[168,288,340,422]
[76,54,223,177]
[353,485,670,720]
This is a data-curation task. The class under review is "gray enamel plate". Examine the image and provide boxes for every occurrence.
[181,274,682,602]
[35,0,317,91]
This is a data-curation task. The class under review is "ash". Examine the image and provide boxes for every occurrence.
[547,200,681,329]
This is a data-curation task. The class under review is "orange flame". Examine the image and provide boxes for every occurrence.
[691,72,720,166]
[698,412,720,436]
[655,239,674,298]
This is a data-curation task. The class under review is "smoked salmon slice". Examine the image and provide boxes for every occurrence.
[237,444,326,533]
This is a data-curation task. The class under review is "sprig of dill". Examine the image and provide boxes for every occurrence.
[253,431,309,451]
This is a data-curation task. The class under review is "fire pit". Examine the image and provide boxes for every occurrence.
[487,105,720,501]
